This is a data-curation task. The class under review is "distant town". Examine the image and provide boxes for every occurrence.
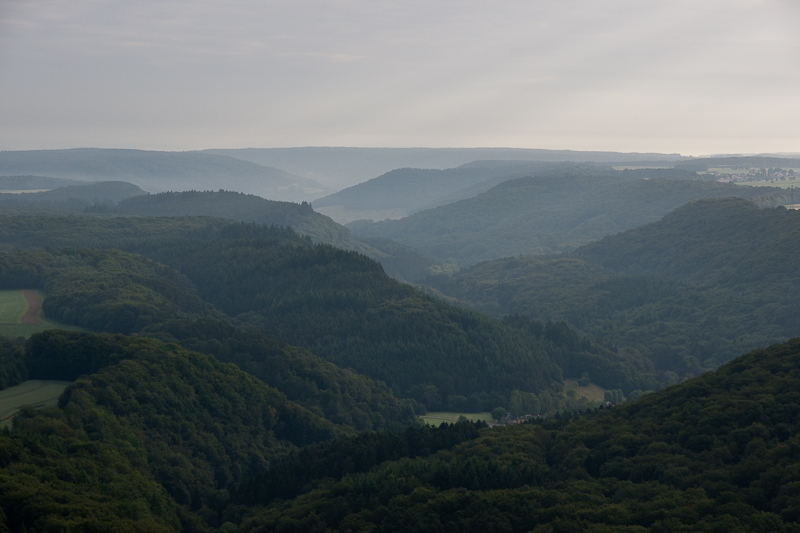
[708,166,798,183]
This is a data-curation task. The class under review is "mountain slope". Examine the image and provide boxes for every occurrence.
[115,189,438,282]
[312,161,561,223]
[0,246,417,431]
[0,217,582,409]
[351,168,786,266]
[0,330,345,531]
[0,148,330,202]
[427,198,800,378]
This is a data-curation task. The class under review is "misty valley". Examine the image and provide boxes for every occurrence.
[1,148,800,532]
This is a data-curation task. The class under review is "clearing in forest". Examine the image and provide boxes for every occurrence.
[0,290,28,323]
[0,289,81,338]
[563,379,608,402]
[0,380,72,428]
[419,412,492,426]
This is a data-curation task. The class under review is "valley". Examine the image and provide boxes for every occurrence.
[0,152,799,531]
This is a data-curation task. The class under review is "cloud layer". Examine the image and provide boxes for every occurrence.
[1,0,798,154]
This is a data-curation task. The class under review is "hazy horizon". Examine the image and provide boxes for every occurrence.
[1,1,799,155]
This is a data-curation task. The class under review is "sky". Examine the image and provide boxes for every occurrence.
[0,0,798,155]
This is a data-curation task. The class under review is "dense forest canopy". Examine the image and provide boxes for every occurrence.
[233,337,800,532]
[0,216,626,411]
[1,153,799,531]
[427,198,800,378]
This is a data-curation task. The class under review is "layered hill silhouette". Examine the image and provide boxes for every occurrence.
[206,147,688,191]
[113,189,437,281]
[351,166,787,266]
[313,161,565,223]
[0,148,330,202]
[0,217,615,411]
[0,175,88,190]
[427,197,800,379]
[0,180,146,208]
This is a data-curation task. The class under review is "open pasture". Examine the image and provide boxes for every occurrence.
[0,380,72,428]
[0,290,28,323]
[419,411,492,426]
[0,289,83,338]
[563,379,609,403]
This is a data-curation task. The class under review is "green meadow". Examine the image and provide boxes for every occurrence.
[0,290,84,338]
[0,380,73,428]
[418,411,493,426]
[0,290,27,324]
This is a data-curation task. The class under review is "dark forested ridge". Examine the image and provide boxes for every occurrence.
[112,190,438,282]
[233,337,800,533]
[117,190,351,242]
[116,226,566,405]
[0,215,627,410]
[350,167,787,266]
[427,198,800,381]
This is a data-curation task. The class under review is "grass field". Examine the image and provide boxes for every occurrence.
[0,380,72,428]
[0,290,27,323]
[0,289,84,338]
[419,412,493,426]
[563,379,610,402]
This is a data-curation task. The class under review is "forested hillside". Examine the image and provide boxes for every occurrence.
[0,245,418,431]
[313,161,559,223]
[1,331,345,531]
[351,167,787,266]
[0,215,636,410]
[114,190,437,282]
[233,337,800,532]
[427,198,800,380]
[117,190,351,242]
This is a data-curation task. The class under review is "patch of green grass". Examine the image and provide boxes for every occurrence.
[0,290,27,323]
[418,411,492,426]
[0,323,85,339]
[0,380,72,428]
[563,379,609,403]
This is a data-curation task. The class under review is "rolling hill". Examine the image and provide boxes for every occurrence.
[426,197,800,380]
[351,166,787,266]
[312,161,564,224]
[114,190,438,281]
[205,147,688,191]
[0,181,146,208]
[0,148,330,202]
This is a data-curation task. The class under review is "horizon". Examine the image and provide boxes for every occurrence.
[2,1,798,156]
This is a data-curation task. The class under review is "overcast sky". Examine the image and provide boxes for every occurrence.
[0,0,798,155]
